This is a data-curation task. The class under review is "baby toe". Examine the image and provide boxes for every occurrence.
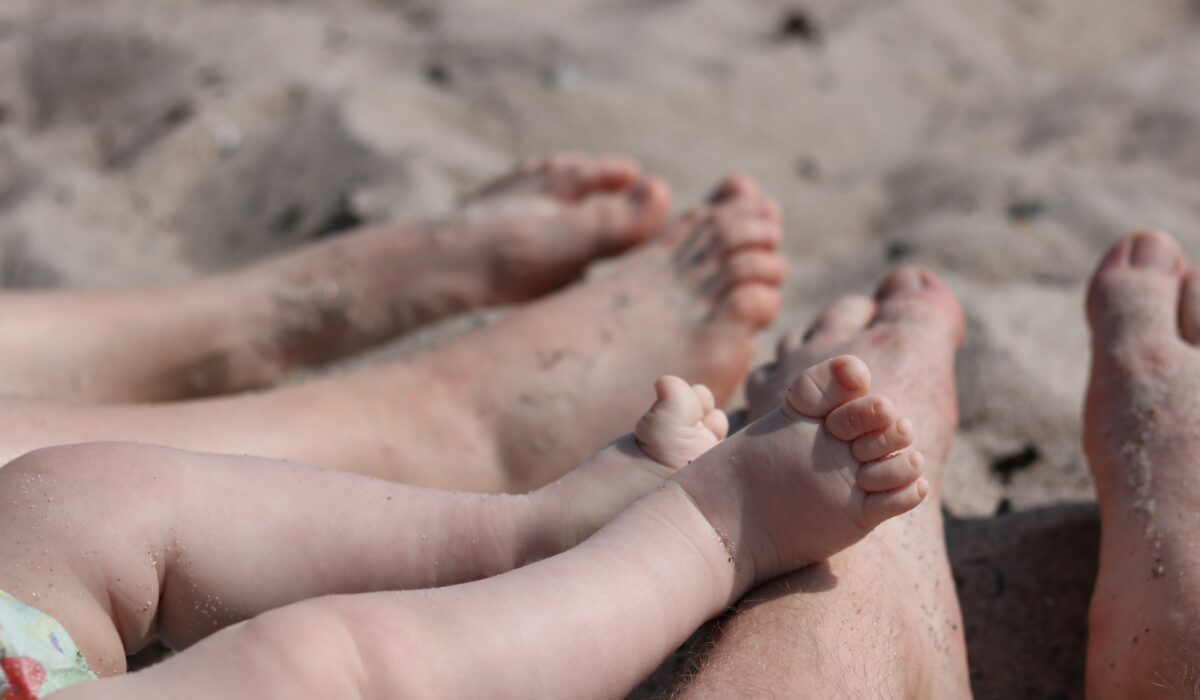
[643,375,704,428]
[859,478,929,528]
[857,450,923,492]
[825,394,897,442]
[851,417,915,462]
[692,383,717,415]
[785,355,872,420]
[702,408,730,440]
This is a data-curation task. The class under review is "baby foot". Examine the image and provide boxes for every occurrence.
[532,377,728,556]
[634,375,729,474]
[674,355,928,592]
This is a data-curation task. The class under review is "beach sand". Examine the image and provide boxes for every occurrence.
[4,0,1199,696]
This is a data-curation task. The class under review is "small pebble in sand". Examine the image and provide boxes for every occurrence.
[211,121,243,158]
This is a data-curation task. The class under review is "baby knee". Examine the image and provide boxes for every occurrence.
[0,444,85,500]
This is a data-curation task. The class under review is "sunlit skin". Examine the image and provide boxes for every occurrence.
[0,177,785,496]
[1083,230,1200,698]
[0,153,670,404]
[679,267,974,698]
[0,375,728,676]
[29,355,923,698]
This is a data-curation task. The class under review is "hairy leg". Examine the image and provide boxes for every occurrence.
[0,178,784,492]
[679,269,972,698]
[56,356,926,699]
[0,153,668,403]
[1083,230,1200,698]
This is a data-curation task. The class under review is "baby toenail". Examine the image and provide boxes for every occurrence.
[1131,231,1182,273]
[831,357,865,391]
[628,183,650,205]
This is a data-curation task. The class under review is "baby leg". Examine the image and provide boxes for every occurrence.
[0,378,723,675]
[56,356,926,699]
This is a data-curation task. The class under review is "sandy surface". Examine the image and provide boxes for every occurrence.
[4,0,1200,696]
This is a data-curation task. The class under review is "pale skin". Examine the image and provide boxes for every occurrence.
[2,375,730,677]
[678,268,974,698]
[0,153,671,404]
[680,239,1200,698]
[22,355,926,699]
[1082,229,1200,698]
[0,176,786,494]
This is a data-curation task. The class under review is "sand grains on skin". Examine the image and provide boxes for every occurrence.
[1084,229,1200,698]
[679,268,971,699]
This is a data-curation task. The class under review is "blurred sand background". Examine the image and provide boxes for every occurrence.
[3,0,1200,696]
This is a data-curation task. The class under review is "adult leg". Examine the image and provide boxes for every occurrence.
[0,153,668,403]
[55,356,927,699]
[0,375,727,675]
[0,178,785,492]
[1083,230,1200,697]
[678,269,973,698]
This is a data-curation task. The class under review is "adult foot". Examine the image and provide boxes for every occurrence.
[0,177,781,496]
[674,355,928,592]
[405,175,786,490]
[1084,230,1200,698]
[443,151,671,301]
[210,152,671,383]
[0,153,669,403]
[679,267,971,698]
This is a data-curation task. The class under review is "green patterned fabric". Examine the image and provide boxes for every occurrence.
[0,589,95,699]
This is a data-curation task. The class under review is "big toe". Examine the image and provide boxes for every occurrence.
[647,375,707,426]
[708,174,761,204]
[785,355,872,419]
[798,294,877,350]
[572,177,671,251]
[1086,230,1188,352]
[525,152,643,199]
[872,267,965,348]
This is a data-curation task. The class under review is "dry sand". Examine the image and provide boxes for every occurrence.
[3,0,1200,696]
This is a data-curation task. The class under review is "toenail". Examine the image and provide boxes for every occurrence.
[831,357,865,391]
[877,269,923,299]
[628,182,650,205]
[1130,231,1183,273]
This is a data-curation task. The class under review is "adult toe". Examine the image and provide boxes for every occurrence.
[871,268,965,348]
[802,295,877,348]
[1086,230,1188,354]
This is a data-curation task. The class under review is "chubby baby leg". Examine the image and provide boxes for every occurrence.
[56,355,926,699]
[0,377,724,677]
